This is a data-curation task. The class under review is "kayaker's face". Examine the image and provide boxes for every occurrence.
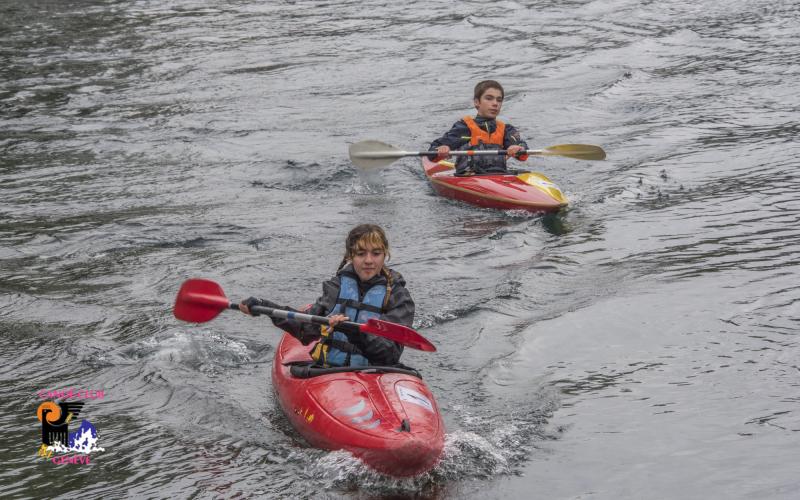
[474,88,503,119]
[351,243,385,282]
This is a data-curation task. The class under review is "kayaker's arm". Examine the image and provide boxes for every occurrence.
[283,277,342,345]
[504,124,529,161]
[240,297,325,345]
[428,120,470,154]
[380,285,415,329]
[355,283,415,365]
[359,334,403,366]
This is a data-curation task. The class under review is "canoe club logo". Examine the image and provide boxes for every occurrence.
[36,388,105,464]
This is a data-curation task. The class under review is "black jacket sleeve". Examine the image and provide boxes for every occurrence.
[503,123,529,150]
[268,277,340,345]
[429,120,470,151]
[355,281,415,366]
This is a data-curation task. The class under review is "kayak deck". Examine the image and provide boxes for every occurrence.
[271,332,445,477]
[422,156,568,212]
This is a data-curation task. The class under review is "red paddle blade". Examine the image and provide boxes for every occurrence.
[173,278,231,323]
[362,318,436,352]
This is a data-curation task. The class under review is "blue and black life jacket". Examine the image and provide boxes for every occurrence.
[309,275,387,367]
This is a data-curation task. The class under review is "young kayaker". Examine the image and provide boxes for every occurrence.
[429,80,530,175]
[239,224,414,367]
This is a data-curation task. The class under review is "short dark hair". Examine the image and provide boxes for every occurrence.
[474,80,504,100]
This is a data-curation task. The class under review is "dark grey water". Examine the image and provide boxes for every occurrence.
[2,0,799,498]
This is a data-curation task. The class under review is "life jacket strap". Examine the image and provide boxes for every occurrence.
[336,298,383,314]
[321,336,363,355]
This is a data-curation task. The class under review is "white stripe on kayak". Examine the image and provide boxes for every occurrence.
[351,410,374,423]
[340,399,366,416]
[359,419,381,430]
[397,385,434,413]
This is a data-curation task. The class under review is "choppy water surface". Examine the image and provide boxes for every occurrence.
[2,0,799,498]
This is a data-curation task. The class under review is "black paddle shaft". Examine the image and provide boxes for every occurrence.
[418,150,524,157]
[232,303,361,335]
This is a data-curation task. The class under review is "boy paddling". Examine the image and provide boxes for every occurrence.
[429,80,529,176]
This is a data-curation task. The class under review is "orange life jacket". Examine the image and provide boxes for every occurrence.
[463,116,506,147]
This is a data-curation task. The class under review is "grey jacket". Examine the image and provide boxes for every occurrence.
[267,264,414,366]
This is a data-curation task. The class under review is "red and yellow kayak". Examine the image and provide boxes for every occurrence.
[422,156,568,212]
[271,332,445,477]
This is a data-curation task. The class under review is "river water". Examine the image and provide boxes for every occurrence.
[2,0,799,498]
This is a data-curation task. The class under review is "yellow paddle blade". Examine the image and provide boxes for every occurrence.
[533,144,606,161]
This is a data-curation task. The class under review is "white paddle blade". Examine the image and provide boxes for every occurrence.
[349,140,411,169]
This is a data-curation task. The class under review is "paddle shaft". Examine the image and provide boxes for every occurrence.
[349,140,605,168]
[229,302,362,335]
[175,279,435,351]
[429,150,530,157]
[358,150,533,160]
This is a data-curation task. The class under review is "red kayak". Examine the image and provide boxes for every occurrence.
[271,332,445,477]
[422,156,568,212]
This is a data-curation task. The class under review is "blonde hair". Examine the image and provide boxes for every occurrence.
[337,224,393,307]
[339,224,390,264]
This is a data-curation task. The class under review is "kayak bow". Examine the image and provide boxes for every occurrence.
[272,333,445,477]
[422,157,568,212]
